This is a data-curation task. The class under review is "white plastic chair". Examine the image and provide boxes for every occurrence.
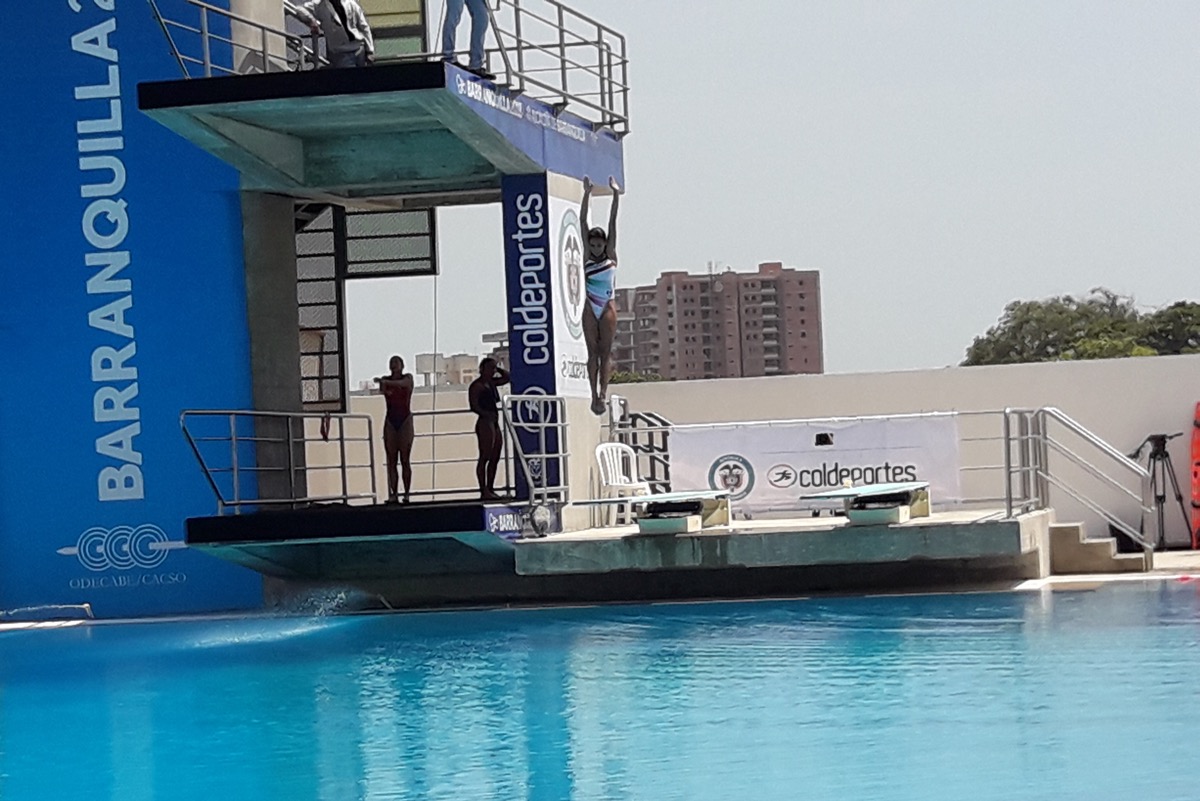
[595,442,652,525]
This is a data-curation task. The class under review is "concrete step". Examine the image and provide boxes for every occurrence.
[1050,523,1147,575]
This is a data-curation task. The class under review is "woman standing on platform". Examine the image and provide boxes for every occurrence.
[580,176,622,416]
[376,356,414,504]
[469,357,510,500]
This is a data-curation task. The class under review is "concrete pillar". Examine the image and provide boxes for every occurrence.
[241,191,306,502]
[500,172,611,530]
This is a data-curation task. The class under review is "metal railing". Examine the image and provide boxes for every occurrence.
[404,406,515,501]
[502,393,572,505]
[147,0,322,78]
[181,409,376,514]
[481,0,630,133]
[385,0,630,133]
[1004,407,1154,553]
[147,0,630,133]
[609,395,672,493]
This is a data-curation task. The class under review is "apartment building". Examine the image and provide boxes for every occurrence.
[624,262,823,380]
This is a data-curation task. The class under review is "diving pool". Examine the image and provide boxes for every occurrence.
[2,582,1199,800]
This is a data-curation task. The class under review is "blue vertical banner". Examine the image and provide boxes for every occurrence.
[501,174,564,498]
[0,0,262,617]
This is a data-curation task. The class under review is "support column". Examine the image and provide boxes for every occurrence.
[242,191,306,502]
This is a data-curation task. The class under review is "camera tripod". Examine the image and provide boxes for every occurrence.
[1129,433,1191,551]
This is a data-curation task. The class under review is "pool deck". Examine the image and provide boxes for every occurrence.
[515,508,1050,579]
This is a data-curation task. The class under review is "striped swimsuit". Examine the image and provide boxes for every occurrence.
[585,257,616,318]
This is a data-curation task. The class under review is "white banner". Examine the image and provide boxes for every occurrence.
[548,192,590,399]
[669,415,962,515]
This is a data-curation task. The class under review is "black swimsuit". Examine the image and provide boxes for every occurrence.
[383,383,412,429]
[477,383,500,418]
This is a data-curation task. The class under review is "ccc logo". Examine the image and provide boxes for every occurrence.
[71,524,172,571]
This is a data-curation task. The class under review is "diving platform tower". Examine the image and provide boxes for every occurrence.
[137,0,630,546]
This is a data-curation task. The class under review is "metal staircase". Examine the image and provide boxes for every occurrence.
[609,396,672,494]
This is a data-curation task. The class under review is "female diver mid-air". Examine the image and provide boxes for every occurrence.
[580,176,622,415]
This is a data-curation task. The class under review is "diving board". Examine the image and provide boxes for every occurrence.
[572,490,731,535]
[801,481,931,526]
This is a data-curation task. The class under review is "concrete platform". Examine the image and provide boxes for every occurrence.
[515,509,1051,578]
[137,61,623,203]
[189,506,1060,610]
[185,499,547,581]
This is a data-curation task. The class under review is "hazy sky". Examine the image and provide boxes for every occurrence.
[346,1,1200,386]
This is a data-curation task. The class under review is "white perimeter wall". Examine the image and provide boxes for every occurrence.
[615,355,1200,546]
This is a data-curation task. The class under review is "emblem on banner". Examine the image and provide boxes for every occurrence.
[527,457,544,482]
[708,455,755,501]
[558,209,585,340]
[767,464,798,489]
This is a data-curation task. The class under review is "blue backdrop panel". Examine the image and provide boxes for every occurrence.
[502,175,564,497]
[0,0,262,617]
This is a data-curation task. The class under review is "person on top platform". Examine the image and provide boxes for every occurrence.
[442,0,494,80]
[469,357,510,500]
[580,176,622,416]
[376,356,414,504]
[295,0,375,69]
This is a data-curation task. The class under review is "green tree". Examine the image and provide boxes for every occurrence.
[1139,301,1200,355]
[962,289,1142,366]
[1064,335,1156,361]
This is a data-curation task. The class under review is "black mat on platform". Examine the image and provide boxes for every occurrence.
[187,500,500,546]
[138,61,446,111]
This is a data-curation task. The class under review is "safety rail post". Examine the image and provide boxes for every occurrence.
[502,416,513,498]
[286,415,296,500]
[484,1,515,87]
[603,42,615,128]
[200,6,212,77]
[367,417,378,502]
[261,26,270,73]
[558,397,566,501]
[338,417,349,501]
[1030,410,1042,509]
[1003,410,1013,517]
[557,4,568,104]
[513,0,526,88]
[1035,410,1051,509]
[229,414,240,512]
[1017,412,1032,511]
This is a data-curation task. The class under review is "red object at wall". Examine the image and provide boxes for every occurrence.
[1191,402,1200,549]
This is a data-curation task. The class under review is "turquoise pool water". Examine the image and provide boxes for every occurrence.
[3,583,1200,800]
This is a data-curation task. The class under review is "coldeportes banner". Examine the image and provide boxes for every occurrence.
[502,174,564,496]
[669,415,962,515]
[0,0,262,617]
